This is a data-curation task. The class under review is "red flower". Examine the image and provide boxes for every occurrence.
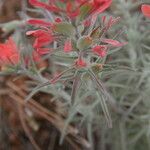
[29,0,112,20]
[92,45,107,57]
[24,51,43,66]
[29,0,61,12]
[83,19,91,27]
[27,19,52,27]
[66,2,80,18]
[26,29,54,53]
[75,58,87,67]
[55,17,62,23]
[26,29,54,56]
[91,0,112,16]
[141,4,150,18]
[29,0,80,19]
[0,37,19,65]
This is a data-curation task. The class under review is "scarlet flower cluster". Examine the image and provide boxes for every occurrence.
[29,0,112,18]
[26,0,128,68]
[0,38,42,68]
[0,0,128,68]
[0,38,19,65]
[1,1,149,69]
[141,4,150,18]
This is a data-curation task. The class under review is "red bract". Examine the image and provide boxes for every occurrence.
[64,39,72,53]
[26,29,54,49]
[101,16,120,31]
[75,58,87,68]
[27,19,52,27]
[66,2,80,18]
[92,45,107,57]
[141,4,150,18]
[83,19,91,27]
[55,17,62,23]
[102,39,127,47]
[0,37,19,65]
[26,0,126,69]
[91,0,112,16]
[29,0,112,20]
[29,0,61,12]
[24,50,44,67]
[29,0,79,19]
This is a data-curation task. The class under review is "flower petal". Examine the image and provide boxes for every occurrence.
[75,58,87,67]
[29,0,60,12]
[141,4,150,18]
[92,0,112,15]
[27,19,52,27]
[0,37,19,65]
[26,29,54,48]
[92,45,107,57]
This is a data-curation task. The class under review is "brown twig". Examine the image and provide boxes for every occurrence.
[7,81,78,135]
[7,81,91,149]
[17,103,41,150]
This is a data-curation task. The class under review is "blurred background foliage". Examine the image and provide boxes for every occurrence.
[105,0,150,150]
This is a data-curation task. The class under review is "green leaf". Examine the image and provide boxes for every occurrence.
[78,3,92,21]
[53,22,75,37]
[77,36,92,50]
[88,69,112,128]
[71,71,81,104]
[0,20,25,33]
